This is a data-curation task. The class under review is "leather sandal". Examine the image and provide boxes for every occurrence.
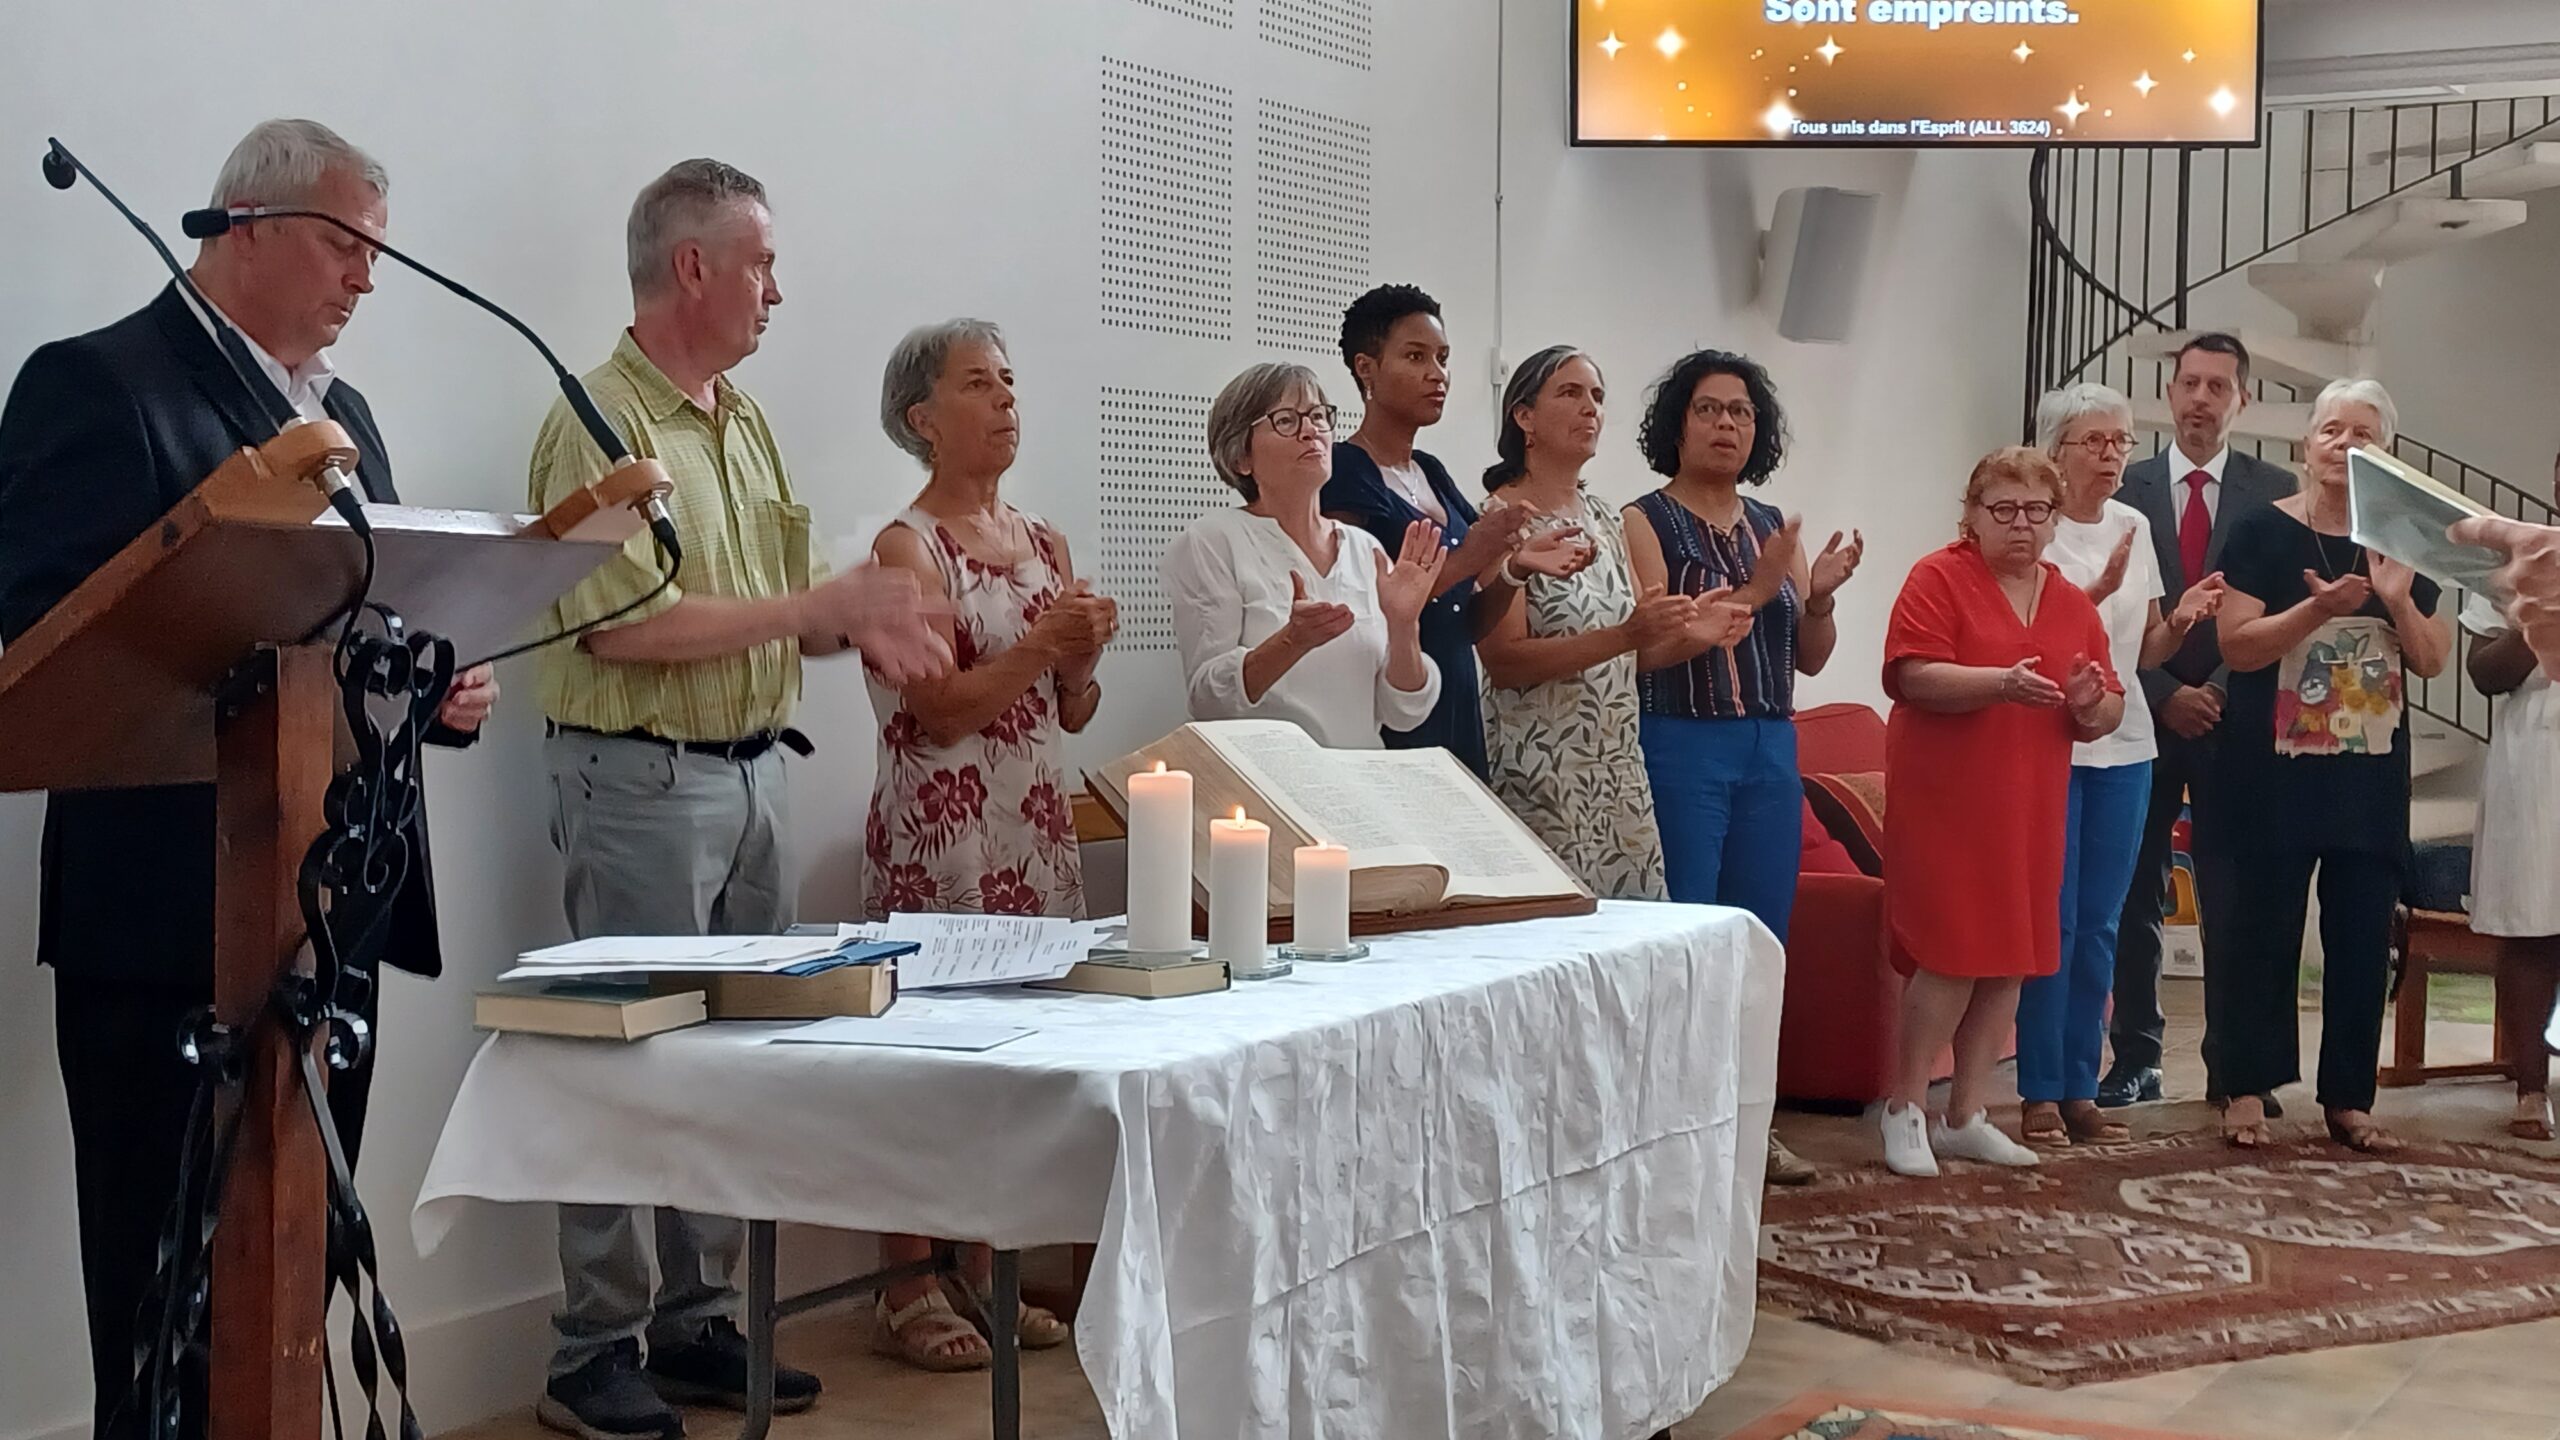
[872,1288,992,1372]
[2020,1101,2072,1148]
[945,1275,1071,1351]
[2061,1100,2130,1144]
[2220,1095,2272,1150]
[2325,1110,2403,1155]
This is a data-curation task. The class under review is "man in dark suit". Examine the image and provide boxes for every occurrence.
[0,119,495,1440]
[2100,332,2296,1108]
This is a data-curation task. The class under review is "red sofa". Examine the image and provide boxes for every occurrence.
[1780,703,1901,1105]
[1782,701,1996,1106]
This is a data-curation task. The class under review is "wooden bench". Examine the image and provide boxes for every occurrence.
[2384,906,2512,1087]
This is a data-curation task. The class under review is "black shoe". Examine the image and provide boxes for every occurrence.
[2096,1064,2163,1108]
[2261,1092,2285,1119]
[540,1340,684,1440]
[646,1318,822,1415]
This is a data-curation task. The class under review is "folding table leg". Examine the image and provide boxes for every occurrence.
[991,1248,1022,1440]
[738,1220,779,1440]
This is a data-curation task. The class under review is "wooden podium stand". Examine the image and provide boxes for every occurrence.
[0,423,650,1440]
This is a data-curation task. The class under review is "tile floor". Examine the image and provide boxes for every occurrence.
[444,981,2560,1440]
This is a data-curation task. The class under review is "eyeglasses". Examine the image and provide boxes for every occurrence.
[2062,432,2136,457]
[1978,499,2058,525]
[1692,400,1758,426]
[1255,404,1340,439]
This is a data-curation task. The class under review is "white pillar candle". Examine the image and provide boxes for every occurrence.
[1292,842,1352,953]
[1207,807,1270,966]
[1126,762,1194,953]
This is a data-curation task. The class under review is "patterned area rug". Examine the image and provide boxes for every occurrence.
[1759,1133,2560,1386]
[1722,1392,2211,1440]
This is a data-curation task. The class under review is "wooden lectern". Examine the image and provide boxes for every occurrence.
[0,422,656,1440]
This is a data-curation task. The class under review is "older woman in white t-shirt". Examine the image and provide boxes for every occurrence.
[1168,362,1446,747]
[2016,383,2228,1147]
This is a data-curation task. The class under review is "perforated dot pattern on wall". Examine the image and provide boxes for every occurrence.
[1101,58,1238,342]
[1255,100,1373,354]
[1259,0,1374,69]
[1099,387,1232,653]
[1128,0,1235,27]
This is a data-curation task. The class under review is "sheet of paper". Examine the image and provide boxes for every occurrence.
[875,913,1095,990]
[499,934,858,982]
[518,935,841,967]
[766,1017,1035,1052]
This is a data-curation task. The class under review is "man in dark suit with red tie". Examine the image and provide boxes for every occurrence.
[0,119,495,1440]
[2100,332,2297,1109]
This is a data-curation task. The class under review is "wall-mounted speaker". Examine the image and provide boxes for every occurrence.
[1760,186,1881,345]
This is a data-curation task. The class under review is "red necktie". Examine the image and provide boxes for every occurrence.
[2179,472,2212,584]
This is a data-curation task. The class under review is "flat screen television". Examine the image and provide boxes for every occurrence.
[1573,0,2264,147]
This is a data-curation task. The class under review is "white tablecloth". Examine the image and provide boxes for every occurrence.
[415,901,1782,1440]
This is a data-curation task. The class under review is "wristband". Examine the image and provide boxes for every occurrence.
[1498,556,1527,589]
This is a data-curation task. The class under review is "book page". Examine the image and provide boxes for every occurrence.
[1332,748,1587,902]
[1206,724,1580,904]
[1204,722,1434,862]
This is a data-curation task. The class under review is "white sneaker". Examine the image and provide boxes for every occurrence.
[1932,1110,2042,1168]
[1879,1101,1939,1177]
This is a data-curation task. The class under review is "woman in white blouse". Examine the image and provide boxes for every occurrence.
[1168,362,1446,747]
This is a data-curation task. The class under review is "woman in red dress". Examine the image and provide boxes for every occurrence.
[1878,447,2125,1177]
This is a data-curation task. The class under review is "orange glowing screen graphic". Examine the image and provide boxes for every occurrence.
[1574,0,2262,146]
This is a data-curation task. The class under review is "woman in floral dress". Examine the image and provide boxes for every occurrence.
[1477,346,1746,900]
[863,319,1119,1368]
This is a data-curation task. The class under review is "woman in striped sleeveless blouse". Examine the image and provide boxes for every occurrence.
[1623,351,1865,1180]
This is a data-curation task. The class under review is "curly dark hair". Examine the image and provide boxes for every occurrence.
[1637,349,1790,486]
[1339,284,1443,394]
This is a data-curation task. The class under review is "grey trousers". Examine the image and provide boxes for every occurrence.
[545,732,794,1374]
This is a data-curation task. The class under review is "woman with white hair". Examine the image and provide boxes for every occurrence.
[2210,377,2448,1152]
[863,318,1110,1368]
[2015,384,2226,1147]
[1167,362,1446,747]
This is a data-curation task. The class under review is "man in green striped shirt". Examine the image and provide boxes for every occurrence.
[526,158,946,1440]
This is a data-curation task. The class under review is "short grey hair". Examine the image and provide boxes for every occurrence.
[207,118,386,210]
[879,318,1008,464]
[627,159,767,299]
[1207,362,1327,502]
[2035,381,2134,455]
[2310,376,2399,445]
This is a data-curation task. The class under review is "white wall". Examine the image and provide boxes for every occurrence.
[2371,200,2560,500]
[0,3,2034,1436]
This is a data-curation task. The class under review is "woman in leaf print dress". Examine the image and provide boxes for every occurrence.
[1477,346,1747,900]
[862,320,1119,1369]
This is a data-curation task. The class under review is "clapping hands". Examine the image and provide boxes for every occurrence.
[2304,568,2374,617]
[2062,655,2109,714]
[1028,580,1119,663]
[2169,573,2227,632]
[2084,530,2137,605]
[1997,658,2067,709]
[1281,571,1357,654]
[1375,519,1448,628]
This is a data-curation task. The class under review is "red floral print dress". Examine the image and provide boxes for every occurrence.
[863,505,1086,920]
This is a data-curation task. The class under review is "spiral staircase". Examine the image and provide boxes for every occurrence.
[2024,94,2560,842]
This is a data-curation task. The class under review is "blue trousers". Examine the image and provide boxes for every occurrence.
[2018,761,2153,1102]
[1640,714,1802,944]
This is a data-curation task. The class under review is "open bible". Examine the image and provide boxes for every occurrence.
[1090,720,1596,931]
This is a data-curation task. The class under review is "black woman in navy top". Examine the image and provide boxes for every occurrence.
[1321,285,1595,776]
